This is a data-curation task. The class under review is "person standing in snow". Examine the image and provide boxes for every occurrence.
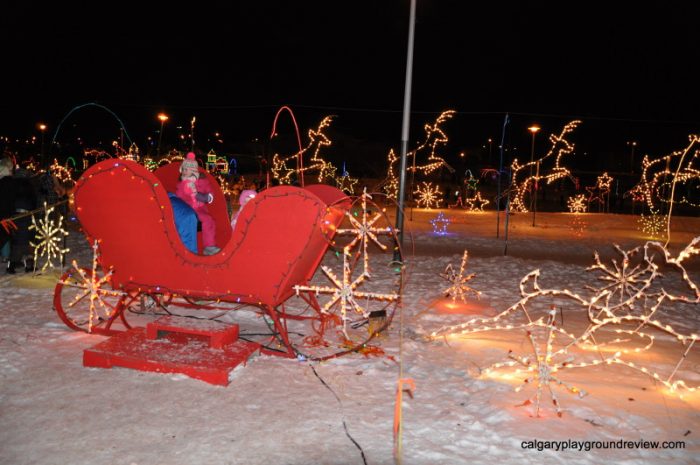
[175,152,220,255]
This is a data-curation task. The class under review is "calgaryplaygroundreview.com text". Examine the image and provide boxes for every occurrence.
[520,439,686,452]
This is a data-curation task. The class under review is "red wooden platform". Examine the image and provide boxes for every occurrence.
[83,316,259,386]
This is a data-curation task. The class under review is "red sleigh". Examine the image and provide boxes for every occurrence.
[52,159,384,368]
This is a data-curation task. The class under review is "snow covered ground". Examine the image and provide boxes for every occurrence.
[1,208,698,465]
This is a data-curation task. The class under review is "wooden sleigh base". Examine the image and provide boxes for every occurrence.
[83,316,260,386]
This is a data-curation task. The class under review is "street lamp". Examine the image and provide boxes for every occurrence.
[627,141,637,174]
[157,113,169,156]
[38,123,47,165]
[528,125,540,226]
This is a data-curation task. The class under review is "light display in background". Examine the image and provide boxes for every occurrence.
[29,202,70,273]
[638,209,666,239]
[49,158,75,188]
[384,110,456,199]
[414,182,442,209]
[430,237,700,417]
[567,194,587,213]
[463,192,490,212]
[629,135,700,213]
[586,172,613,211]
[335,172,359,195]
[430,212,450,235]
[272,116,341,185]
[509,121,581,213]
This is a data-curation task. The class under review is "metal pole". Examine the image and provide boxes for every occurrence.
[157,121,165,156]
[532,160,539,226]
[393,0,416,263]
[495,113,509,238]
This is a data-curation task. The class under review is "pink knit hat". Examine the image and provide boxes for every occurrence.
[180,152,199,175]
[239,190,256,205]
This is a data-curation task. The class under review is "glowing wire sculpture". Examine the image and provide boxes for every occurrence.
[414,182,442,209]
[567,194,587,213]
[440,251,480,303]
[272,116,339,185]
[29,202,70,273]
[384,110,456,198]
[430,237,700,416]
[61,241,125,332]
[509,121,581,213]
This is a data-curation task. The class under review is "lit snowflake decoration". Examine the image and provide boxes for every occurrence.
[484,311,588,417]
[29,202,70,273]
[294,248,399,338]
[440,250,480,303]
[414,182,442,209]
[567,194,587,213]
[586,245,655,307]
[336,188,396,278]
[638,209,665,239]
[61,241,125,332]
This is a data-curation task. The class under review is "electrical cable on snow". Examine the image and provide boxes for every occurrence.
[309,364,368,465]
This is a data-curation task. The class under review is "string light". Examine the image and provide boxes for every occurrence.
[29,202,70,273]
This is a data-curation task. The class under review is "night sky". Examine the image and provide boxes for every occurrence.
[2,1,700,175]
